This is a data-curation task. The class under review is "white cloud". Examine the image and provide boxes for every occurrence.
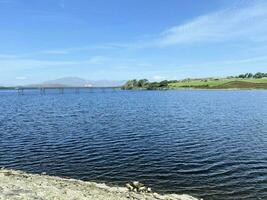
[157,1,267,46]
[42,50,70,55]
[40,43,127,55]
[0,54,30,59]
[87,56,107,64]
[54,1,266,50]
[152,75,166,81]
[16,76,28,80]
[0,55,110,73]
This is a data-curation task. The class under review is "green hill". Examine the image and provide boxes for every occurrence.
[169,78,267,89]
[122,75,267,90]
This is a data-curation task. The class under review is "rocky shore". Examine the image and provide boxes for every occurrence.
[0,168,199,200]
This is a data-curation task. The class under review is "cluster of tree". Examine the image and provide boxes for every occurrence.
[0,86,14,90]
[121,79,148,89]
[236,72,267,79]
[121,79,169,90]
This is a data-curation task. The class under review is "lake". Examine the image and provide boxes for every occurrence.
[0,89,266,200]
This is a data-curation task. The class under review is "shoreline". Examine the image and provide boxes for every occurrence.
[0,168,199,200]
[170,87,267,90]
[1,87,267,91]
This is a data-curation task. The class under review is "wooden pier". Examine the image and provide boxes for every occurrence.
[15,87,120,95]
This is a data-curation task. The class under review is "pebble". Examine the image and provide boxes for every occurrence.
[126,183,134,191]
[132,181,140,187]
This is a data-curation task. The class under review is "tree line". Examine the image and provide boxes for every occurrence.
[122,72,267,90]
[236,72,267,79]
[121,79,169,90]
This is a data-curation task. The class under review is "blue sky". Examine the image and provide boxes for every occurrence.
[0,0,267,85]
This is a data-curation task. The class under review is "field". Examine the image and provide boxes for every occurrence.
[168,78,267,89]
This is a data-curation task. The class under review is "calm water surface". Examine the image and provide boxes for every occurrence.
[0,89,267,200]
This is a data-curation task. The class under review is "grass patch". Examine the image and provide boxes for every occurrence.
[168,78,267,89]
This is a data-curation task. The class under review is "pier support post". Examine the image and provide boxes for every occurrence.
[18,88,24,95]
[40,88,46,95]
[59,88,64,94]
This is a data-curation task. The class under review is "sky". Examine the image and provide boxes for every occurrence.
[0,0,267,85]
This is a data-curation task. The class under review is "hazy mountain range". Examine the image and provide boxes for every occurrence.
[27,77,125,87]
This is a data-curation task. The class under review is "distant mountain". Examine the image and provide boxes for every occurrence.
[26,83,71,88]
[89,80,126,87]
[34,77,125,87]
[43,77,91,87]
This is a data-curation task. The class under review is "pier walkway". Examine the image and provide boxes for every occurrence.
[16,87,120,95]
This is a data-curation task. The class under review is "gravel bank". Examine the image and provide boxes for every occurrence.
[0,169,199,200]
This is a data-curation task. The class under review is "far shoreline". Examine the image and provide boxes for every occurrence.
[0,87,267,92]
[121,75,267,90]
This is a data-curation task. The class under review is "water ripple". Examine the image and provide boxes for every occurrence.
[0,89,267,200]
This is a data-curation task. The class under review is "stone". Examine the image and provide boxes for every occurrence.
[138,186,147,192]
[153,192,163,199]
[126,183,134,191]
[132,181,140,188]
[3,171,12,176]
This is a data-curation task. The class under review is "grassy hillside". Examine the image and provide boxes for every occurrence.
[168,79,231,88]
[122,77,267,90]
[168,78,267,89]
[212,80,267,89]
